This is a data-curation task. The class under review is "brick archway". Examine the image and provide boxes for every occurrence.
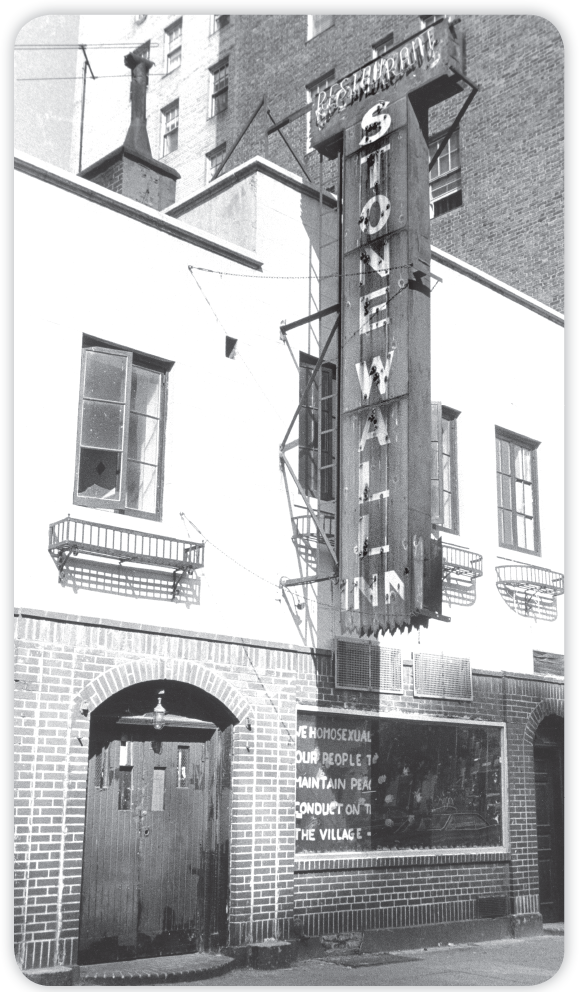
[523,698,564,749]
[74,657,252,736]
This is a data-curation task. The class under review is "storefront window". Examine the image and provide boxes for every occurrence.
[296,712,503,853]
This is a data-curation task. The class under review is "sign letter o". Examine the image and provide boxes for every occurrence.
[359,101,391,147]
[359,194,390,235]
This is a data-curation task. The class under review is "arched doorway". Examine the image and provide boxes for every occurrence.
[78,680,236,964]
[533,715,564,923]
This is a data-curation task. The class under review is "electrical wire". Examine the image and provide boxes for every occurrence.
[179,512,281,591]
[188,262,411,280]
[17,74,166,81]
[15,43,160,49]
[240,645,295,745]
[187,267,285,423]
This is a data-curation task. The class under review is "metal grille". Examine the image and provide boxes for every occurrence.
[335,638,402,693]
[413,652,472,700]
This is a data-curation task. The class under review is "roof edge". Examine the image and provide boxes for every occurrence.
[166,155,338,218]
[15,150,263,271]
[431,246,564,326]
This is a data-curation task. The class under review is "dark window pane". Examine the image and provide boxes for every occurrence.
[501,507,513,546]
[178,746,189,788]
[84,350,127,402]
[81,399,124,449]
[78,448,122,499]
[118,768,132,810]
[131,367,161,417]
[128,412,159,464]
[127,460,157,513]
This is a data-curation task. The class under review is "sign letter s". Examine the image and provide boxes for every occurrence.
[359,101,391,147]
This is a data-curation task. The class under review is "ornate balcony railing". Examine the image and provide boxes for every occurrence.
[48,517,204,598]
[442,543,483,580]
[495,564,564,620]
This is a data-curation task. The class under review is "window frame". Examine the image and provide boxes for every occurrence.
[161,100,179,156]
[206,142,227,182]
[164,19,182,75]
[210,59,229,117]
[73,336,171,522]
[307,14,335,41]
[429,129,462,218]
[211,14,230,34]
[495,427,541,556]
[431,402,460,534]
[298,352,336,502]
[420,15,441,29]
[372,32,394,58]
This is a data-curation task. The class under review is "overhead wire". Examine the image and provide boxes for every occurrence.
[187,262,411,280]
[187,266,285,423]
[17,74,166,81]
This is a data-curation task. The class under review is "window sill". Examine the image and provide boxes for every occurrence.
[498,545,542,558]
[306,26,335,43]
[295,848,510,872]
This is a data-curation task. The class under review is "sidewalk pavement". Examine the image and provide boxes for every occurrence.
[168,933,565,987]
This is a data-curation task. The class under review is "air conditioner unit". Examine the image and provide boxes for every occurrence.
[413,652,472,700]
[335,637,402,693]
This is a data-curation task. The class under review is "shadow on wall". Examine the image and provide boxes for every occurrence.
[57,562,201,605]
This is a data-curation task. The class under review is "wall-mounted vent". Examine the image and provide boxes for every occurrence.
[477,894,509,919]
[413,652,472,700]
[335,638,402,693]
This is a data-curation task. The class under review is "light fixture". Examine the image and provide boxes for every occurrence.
[153,690,166,731]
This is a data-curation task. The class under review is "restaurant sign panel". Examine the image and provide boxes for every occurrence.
[296,711,503,854]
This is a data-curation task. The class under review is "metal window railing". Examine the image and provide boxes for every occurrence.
[48,516,204,573]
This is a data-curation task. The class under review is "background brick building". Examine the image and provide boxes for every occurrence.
[71,13,563,312]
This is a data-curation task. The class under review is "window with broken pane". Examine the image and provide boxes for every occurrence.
[74,338,171,520]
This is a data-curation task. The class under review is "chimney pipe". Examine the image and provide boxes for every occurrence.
[123,52,154,159]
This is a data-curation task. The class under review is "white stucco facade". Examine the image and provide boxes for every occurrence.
[14,151,564,674]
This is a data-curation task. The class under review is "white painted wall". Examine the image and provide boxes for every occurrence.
[14,156,564,674]
[14,160,330,647]
[397,256,564,672]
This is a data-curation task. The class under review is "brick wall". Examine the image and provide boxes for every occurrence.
[293,656,563,935]
[14,609,563,968]
[14,610,308,968]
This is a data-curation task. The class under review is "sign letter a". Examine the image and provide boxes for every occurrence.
[359,407,388,450]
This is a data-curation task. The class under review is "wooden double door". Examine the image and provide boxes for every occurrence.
[79,723,231,964]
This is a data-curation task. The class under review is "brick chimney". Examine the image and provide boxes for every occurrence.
[80,52,180,210]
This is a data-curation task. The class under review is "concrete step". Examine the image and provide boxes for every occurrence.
[79,951,236,986]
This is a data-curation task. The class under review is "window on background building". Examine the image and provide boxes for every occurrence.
[298,353,336,501]
[307,14,335,40]
[74,338,171,520]
[210,59,229,115]
[306,69,334,152]
[133,41,150,61]
[206,143,227,182]
[496,429,541,554]
[431,403,459,533]
[165,18,182,73]
[372,32,394,58]
[429,130,462,217]
[211,15,230,33]
[161,101,179,155]
[420,15,441,28]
